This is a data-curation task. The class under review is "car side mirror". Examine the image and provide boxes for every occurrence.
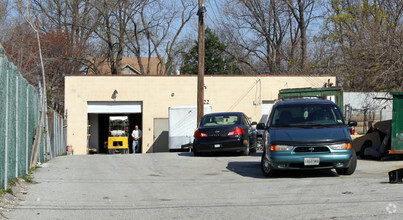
[251,121,257,126]
[256,123,266,130]
[348,120,357,127]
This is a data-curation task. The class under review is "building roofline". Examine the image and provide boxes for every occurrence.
[66,74,337,78]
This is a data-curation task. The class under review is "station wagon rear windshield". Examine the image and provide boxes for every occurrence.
[270,104,345,127]
[200,115,240,127]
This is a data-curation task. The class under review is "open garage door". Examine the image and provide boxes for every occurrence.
[88,101,142,113]
[87,102,142,154]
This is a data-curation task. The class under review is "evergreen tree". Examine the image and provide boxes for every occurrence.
[180,27,239,75]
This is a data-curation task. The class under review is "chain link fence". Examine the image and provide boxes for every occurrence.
[0,46,65,190]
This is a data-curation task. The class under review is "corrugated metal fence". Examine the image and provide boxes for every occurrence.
[0,46,66,190]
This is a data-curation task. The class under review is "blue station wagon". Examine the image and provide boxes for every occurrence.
[257,99,357,176]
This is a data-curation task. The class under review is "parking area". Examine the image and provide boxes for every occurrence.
[3,153,403,219]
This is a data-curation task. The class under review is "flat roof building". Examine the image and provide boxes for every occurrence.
[65,75,336,155]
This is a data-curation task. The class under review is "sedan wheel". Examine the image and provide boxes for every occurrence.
[193,150,201,156]
[241,141,249,156]
[193,145,201,156]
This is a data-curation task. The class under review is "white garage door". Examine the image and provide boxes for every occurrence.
[87,101,142,113]
[261,101,274,123]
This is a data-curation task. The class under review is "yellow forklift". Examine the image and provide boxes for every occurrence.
[108,116,129,154]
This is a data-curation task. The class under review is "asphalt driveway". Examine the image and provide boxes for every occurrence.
[2,152,403,219]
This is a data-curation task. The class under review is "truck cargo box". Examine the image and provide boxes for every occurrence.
[168,105,212,150]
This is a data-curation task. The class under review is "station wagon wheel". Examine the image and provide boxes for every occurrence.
[261,150,275,176]
[336,151,357,175]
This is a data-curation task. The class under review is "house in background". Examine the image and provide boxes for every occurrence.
[88,57,165,75]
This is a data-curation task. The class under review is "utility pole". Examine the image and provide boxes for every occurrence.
[197,0,206,126]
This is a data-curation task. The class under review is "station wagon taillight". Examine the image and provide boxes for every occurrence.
[194,130,208,137]
[227,127,244,136]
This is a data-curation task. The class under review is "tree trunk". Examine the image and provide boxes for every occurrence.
[298,0,306,70]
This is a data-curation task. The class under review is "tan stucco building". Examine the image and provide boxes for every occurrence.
[65,75,336,155]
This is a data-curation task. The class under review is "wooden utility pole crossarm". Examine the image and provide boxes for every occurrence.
[197,0,206,126]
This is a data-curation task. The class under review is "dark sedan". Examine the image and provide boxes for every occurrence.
[192,112,257,156]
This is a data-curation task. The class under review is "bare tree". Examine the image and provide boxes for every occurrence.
[0,0,9,22]
[284,0,316,72]
[31,0,96,71]
[321,0,403,91]
[19,0,47,169]
[125,0,196,75]
[162,0,196,75]
[90,0,138,75]
[222,0,291,74]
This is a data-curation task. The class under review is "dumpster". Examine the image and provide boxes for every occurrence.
[390,92,403,155]
[278,87,343,112]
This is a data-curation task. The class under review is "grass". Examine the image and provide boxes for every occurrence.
[21,174,34,183]
[0,179,17,196]
[28,166,36,174]
[5,188,12,194]
[1,157,55,197]
[1,165,38,197]
[0,188,6,197]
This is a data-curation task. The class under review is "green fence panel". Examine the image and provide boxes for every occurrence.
[27,85,37,169]
[0,53,6,188]
[18,74,28,176]
[6,62,17,183]
[0,44,58,190]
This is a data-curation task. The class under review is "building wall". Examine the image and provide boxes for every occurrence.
[65,75,335,155]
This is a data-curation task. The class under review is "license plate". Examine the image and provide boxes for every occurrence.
[304,158,320,166]
[214,144,221,148]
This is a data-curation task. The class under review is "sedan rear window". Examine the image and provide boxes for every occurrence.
[201,115,240,127]
[270,104,345,127]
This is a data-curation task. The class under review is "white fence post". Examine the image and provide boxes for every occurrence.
[15,72,19,178]
[4,66,9,189]
[26,85,29,174]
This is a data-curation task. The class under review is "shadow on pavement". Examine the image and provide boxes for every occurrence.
[177,152,194,157]
[226,161,265,179]
[177,151,263,157]
[226,161,339,179]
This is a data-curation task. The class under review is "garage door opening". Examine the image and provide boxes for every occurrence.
[87,101,143,154]
[88,113,142,154]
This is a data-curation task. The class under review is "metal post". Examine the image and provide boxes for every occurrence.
[197,0,206,126]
